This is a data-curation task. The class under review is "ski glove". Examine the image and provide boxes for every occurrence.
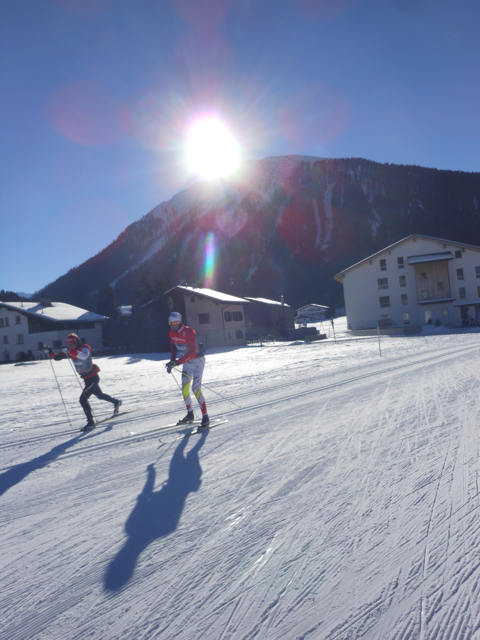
[43,346,54,356]
[165,360,177,374]
[53,354,66,361]
[62,346,69,353]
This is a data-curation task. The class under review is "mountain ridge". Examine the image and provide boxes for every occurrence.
[36,156,480,311]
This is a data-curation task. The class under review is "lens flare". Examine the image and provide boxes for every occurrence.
[203,233,217,288]
[187,116,239,179]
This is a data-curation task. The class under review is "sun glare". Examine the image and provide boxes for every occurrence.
[187,117,239,179]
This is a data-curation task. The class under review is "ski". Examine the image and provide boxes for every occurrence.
[78,410,137,432]
[158,418,228,444]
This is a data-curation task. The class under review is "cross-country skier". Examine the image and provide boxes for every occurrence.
[165,312,209,428]
[48,333,122,431]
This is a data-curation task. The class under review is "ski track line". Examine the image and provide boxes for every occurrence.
[2,342,472,438]
[2,346,456,472]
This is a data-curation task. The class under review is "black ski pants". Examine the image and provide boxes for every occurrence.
[80,374,116,420]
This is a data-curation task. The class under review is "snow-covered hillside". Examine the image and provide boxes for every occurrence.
[2,319,480,639]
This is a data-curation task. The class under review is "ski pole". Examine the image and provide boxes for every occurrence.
[66,355,99,423]
[173,366,242,409]
[47,355,73,427]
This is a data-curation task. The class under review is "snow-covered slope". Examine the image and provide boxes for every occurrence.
[2,321,480,638]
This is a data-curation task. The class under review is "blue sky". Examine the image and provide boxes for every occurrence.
[1,0,479,294]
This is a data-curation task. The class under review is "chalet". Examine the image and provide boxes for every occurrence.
[165,286,248,347]
[244,297,295,338]
[0,301,106,363]
[334,235,480,332]
[295,304,330,324]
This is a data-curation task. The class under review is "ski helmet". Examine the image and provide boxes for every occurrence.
[66,333,80,345]
[168,312,182,324]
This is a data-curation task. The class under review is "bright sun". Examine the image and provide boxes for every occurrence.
[187,117,239,179]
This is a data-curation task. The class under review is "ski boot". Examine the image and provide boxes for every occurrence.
[198,414,210,430]
[178,410,195,424]
[113,399,122,415]
[80,420,96,432]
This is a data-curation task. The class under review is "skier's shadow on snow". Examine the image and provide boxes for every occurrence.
[104,430,208,593]
[0,435,83,497]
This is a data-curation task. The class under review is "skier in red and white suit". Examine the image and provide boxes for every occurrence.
[166,312,209,428]
[49,333,122,431]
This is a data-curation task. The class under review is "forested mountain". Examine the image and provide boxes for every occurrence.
[36,156,480,312]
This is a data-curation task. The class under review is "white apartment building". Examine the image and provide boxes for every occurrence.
[0,301,106,363]
[334,235,480,332]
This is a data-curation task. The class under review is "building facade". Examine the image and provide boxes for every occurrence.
[295,304,330,324]
[244,297,295,338]
[166,286,248,348]
[334,235,480,331]
[0,301,106,363]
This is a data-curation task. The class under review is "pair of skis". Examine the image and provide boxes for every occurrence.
[158,417,229,443]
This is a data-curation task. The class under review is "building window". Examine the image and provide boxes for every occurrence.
[379,296,390,308]
[442,308,449,316]
[53,340,62,348]
[17,334,24,344]
[379,259,387,271]
[401,294,408,306]
[437,281,444,292]
[476,266,480,278]
[399,276,406,287]
[377,278,388,290]
[38,341,44,349]
[459,287,466,300]
[478,285,480,298]
[4,317,9,327]
[421,272,427,280]
[422,291,429,299]
[3,336,8,344]
[455,250,462,258]
[397,257,404,269]
[0,319,3,328]
[224,311,232,322]
[380,314,392,326]
[198,313,210,325]
[15,316,21,324]
[233,311,243,321]
[235,330,243,339]
[457,268,464,281]
[403,313,410,324]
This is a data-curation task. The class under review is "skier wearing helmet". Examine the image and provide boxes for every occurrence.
[49,333,122,431]
[166,312,209,428]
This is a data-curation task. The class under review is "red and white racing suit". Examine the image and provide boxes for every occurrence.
[169,324,207,415]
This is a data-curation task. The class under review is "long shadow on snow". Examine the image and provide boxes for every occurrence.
[104,429,208,592]
[0,433,89,497]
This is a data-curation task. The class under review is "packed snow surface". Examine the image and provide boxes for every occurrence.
[2,318,480,639]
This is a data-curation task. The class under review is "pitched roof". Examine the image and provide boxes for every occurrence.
[245,297,290,307]
[334,234,480,281]
[0,301,107,322]
[167,286,248,305]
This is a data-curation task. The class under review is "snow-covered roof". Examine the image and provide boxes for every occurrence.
[407,252,453,265]
[167,286,248,305]
[119,305,132,316]
[296,304,329,311]
[245,297,290,307]
[0,301,107,322]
